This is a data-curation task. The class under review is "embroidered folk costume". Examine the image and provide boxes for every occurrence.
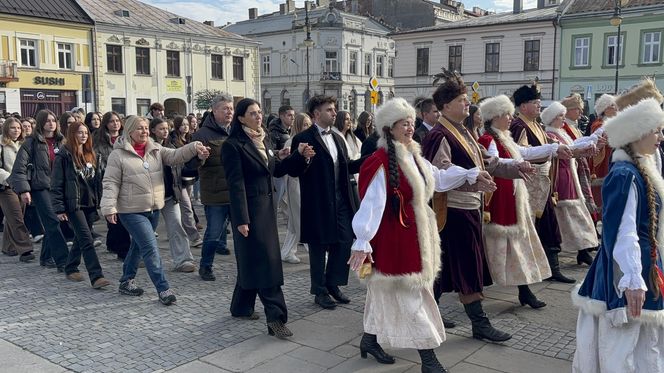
[573,98,664,373]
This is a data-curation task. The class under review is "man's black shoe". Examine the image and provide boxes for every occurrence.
[40,258,56,268]
[19,252,35,263]
[216,248,230,255]
[314,294,337,309]
[199,266,216,281]
[443,317,456,329]
[327,287,350,304]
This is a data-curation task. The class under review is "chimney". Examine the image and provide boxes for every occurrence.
[279,3,286,14]
[248,8,258,19]
[537,0,545,8]
[317,0,330,8]
[285,0,295,13]
[513,0,523,14]
[203,20,214,27]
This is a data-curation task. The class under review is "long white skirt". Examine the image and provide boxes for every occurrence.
[554,198,598,252]
[364,282,446,349]
[573,309,664,373]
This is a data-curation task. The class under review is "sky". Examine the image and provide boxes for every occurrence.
[142,0,539,27]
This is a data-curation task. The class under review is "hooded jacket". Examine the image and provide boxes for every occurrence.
[9,132,65,193]
[268,117,290,151]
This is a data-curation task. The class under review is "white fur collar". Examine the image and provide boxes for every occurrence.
[491,127,523,162]
[545,125,573,145]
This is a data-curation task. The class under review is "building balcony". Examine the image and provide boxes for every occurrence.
[0,60,19,83]
[320,71,341,81]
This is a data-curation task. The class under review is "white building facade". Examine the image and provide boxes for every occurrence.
[226,2,395,118]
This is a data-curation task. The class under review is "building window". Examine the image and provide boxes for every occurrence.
[364,53,372,76]
[448,45,462,72]
[573,36,590,67]
[325,51,338,72]
[485,43,500,72]
[136,98,151,116]
[111,97,126,115]
[262,55,270,76]
[416,48,429,76]
[349,51,358,75]
[233,56,244,80]
[135,47,150,75]
[524,40,540,71]
[106,44,123,73]
[388,57,394,78]
[642,31,661,64]
[212,54,223,79]
[57,43,73,70]
[376,56,384,77]
[20,39,37,67]
[606,34,624,66]
[166,50,180,77]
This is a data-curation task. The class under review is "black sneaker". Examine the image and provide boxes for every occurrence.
[40,258,57,268]
[215,247,230,255]
[199,266,216,281]
[19,252,35,263]
[119,279,144,296]
[159,289,177,305]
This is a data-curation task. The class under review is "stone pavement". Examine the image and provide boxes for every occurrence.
[0,205,586,373]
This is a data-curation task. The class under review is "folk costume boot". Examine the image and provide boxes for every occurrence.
[417,349,448,373]
[576,249,594,266]
[544,247,576,284]
[517,285,546,309]
[463,300,512,342]
[360,333,395,364]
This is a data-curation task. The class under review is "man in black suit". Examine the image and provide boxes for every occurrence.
[283,95,365,310]
[412,98,440,144]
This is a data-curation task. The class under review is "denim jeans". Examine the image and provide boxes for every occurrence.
[200,204,230,268]
[118,211,170,293]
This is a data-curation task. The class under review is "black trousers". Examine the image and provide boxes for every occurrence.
[32,189,69,267]
[24,204,44,236]
[106,218,130,259]
[65,208,104,284]
[308,241,352,296]
[230,282,287,323]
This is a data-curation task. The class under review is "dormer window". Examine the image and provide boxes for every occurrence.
[114,9,130,17]
[170,17,186,25]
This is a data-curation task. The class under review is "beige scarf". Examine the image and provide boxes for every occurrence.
[242,125,268,163]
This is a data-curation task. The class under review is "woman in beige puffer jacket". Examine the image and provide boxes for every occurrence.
[100,116,209,305]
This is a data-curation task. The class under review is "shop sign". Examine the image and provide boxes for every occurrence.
[34,76,65,86]
[166,80,183,92]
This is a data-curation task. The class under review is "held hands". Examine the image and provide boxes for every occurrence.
[297,143,316,160]
[20,192,32,205]
[573,144,595,158]
[347,251,373,271]
[105,214,117,224]
[277,147,291,160]
[625,289,646,318]
[57,213,68,222]
[195,143,211,160]
[517,160,536,182]
[556,144,573,160]
[238,224,249,237]
[597,134,608,150]
[476,171,497,193]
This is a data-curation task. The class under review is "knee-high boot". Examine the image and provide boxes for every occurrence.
[463,300,511,342]
[417,349,448,373]
[544,247,576,283]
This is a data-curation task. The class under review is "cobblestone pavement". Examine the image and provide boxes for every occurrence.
[0,205,586,372]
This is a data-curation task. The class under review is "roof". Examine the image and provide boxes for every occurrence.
[0,0,93,24]
[225,6,391,36]
[393,6,559,35]
[76,0,249,42]
[565,0,664,15]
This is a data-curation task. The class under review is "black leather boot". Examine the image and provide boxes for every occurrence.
[417,349,448,373]
[576,249,594,266]
[517,285,546,309]
[463,300,511,342]
[544,247,576,283]
[360,333,395,364]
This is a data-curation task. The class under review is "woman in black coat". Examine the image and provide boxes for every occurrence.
[221,98,313,339]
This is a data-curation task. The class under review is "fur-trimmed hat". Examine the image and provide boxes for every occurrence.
[479,95,514,122]
[560,93,584,111]
[604,98,664,148]
[513,84,541,107]
[540,101,567,126]
[375,97,417,140]
[615,78,663,110]
[594,94,616,116]
[432,69,467,108]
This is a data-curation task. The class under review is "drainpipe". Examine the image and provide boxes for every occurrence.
[90,25,99,112]
[552,16,559,100]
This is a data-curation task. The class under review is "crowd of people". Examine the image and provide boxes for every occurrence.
[2,75,663,372]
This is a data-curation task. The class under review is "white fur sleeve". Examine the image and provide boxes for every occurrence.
[518,143,558,160]
[613,181,648,296]
[351,167,387,253]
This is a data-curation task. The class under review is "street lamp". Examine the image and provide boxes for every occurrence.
[304,1,314,103]
[610,0,631,94]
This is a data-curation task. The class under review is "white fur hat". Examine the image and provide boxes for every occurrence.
[375,97,416,139]
[604,98,664,148]
[479,95,514,122]
[594,94,616,116]
[540,101,567,126]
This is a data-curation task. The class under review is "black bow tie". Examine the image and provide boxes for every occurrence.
[321,129,331,136]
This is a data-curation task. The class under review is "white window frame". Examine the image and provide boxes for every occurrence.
[376,55,384,77]
[606,34,624,66]
[262,55,271,76]
[325,51,338,72]
[57,43,73,70]
[20,39,38,67]
[574,36,590,67]
[349,51,358,75]
[388,57,394,78]
[364,53,372,76]
[643,31,661,64]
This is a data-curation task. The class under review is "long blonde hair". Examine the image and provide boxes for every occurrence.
[291,113,312,137]
[1,117,24,145]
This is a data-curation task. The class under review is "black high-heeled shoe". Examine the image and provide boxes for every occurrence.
[359,333,395,364]
[577,249,594,266]
[267,321,293,339]
[517,285,546,309]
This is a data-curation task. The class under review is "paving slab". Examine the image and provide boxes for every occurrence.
[286,346,346,368]
[165,360,232,372]
[287,318,362,351]
[246,354,329,373]
[327,355,416,373]
[466,344,571,373]
[200,334,299,372]
[388,333,485,367]
[0,339,70,373]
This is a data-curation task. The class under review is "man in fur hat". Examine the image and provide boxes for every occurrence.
[589,94,618,213]
[510,84,577,283]
[422,70,529,342]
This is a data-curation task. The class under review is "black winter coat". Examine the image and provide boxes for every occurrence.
[50,147,101,214]
[9,133,65,193]
[221,126,288,289]
[282,125,364,245]
[187,113,230,205]
[268,118,290,151]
